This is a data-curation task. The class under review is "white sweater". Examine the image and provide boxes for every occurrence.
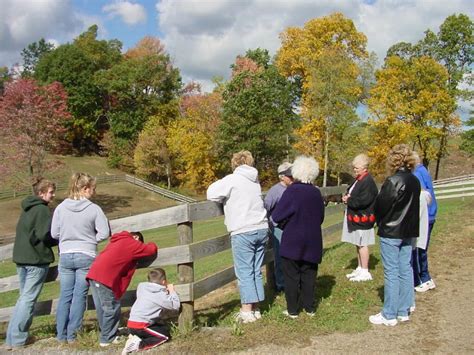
[207,165,268,236]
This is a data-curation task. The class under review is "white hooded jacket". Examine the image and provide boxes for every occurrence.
[206,165,268,236]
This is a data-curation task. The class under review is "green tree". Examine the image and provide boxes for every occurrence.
[0,67,11,95]
[219,48,298,179]
[20,38,54,77]
[460,110,474,155]
[34,26,122,152]
[96,37,181,168]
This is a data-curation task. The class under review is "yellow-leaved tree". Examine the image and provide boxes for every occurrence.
[366,55,460,177]
[276,13,368,185]
[166,91,223,193]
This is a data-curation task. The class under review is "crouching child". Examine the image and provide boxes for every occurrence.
[122,268,180,354]
[86,231,158,347]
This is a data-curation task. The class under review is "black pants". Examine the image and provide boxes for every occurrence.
[281,257,318,314]
[128,323,170,350]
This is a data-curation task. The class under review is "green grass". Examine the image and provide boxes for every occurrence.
[1,196,472,352]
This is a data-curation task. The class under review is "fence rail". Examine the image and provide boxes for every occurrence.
[0,187,346,326]
[434,176,474,200]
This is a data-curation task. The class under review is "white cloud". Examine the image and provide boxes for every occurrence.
[0,0,94,68]
[103,1,147,26]
[155,0,472,91]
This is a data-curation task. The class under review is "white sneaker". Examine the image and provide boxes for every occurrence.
[235,311,257,323]
[121,335,141,354]
[253,310,262,320]
[397,315,410,322]
[346,267,361,279]
[410,305,416,313]
[415,279,436,292]
[369,313,397,326]
[349,271,373,282]
[282,310,298,319]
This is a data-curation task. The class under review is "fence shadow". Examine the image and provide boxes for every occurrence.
[194,299,241,326]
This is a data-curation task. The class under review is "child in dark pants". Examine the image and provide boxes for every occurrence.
[122,268,180,354]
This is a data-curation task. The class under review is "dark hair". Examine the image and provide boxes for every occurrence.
[32,178,56,196]
[148,268,166,284]
[131,231,144,243]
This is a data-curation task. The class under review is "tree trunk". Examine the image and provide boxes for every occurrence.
[323,129,329,187]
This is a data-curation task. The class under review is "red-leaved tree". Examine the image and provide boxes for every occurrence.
[0,78,71,189]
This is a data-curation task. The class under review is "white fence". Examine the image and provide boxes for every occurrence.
[434,175,474,200]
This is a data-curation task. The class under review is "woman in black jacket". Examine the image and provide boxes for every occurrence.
[369,144,420,327]
[342,154,378,282]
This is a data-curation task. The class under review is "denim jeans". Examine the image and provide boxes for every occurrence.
[56,252,94,342]
[380,237,414,319]
[231,228,268,304]
[6,265,49,347]
[90,280,121,344]
[272,227,285,291]
[412,221,435,286]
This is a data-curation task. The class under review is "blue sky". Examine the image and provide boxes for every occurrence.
[0,0,472,117]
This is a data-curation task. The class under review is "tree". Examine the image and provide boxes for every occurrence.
[367,56,459,176]
[34,26,123,152]
[133,102,180,188]
[0,79,70,188]
[0,67,11,96]
[460,110,474,156]
[276,12,367,108]
[96,36,181,168]
[294,47,362,186]
[20,38,54,77]
[167,91,223,192]
[219,49,298,179]
[386,13,473,178]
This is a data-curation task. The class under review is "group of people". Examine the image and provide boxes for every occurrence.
[6,173,180,354]
[207,144,437,325]
[5,143,437,351]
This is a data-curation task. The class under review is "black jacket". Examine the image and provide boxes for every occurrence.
[13,196,56,266]
[375,168,420,239]
[346,173,378,232]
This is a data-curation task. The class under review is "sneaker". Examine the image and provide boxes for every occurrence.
[100,336,121,347]
[410,305,416,313]
[346,267,361,279]
[253,310,262,320]
[369,313,397,326]
[235,311,257,323]
[415,279,436,293]
[349,271,373,282]
[121,335,141,355]
[397,315,410,322]
[282,310,298,319]
[305,311,315,317]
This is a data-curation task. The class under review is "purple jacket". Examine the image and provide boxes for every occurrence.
[271,182,325,264]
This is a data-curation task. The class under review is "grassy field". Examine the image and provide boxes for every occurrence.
[0,196,472,353]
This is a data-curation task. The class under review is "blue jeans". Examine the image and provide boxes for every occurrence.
[6,265,49,346]
[380,237,414,319]
[272,227,285,291]
[56,253,94,342]
[412,221,435,286]
[90,280,121,344]
[231,228,268,304]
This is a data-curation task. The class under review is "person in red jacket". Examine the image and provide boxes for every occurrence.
[86,231,157,347]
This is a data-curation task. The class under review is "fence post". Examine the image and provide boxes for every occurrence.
[177,221,194,331]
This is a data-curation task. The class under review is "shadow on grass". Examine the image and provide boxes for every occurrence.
[194,299,241,326]
[346,254,380,272]
[377,286,384,303]
[315,274,336,311]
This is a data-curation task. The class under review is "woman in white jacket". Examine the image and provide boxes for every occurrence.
[207,151,268,324]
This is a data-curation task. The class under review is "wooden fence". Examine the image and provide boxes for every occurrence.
[434,175,474,200]
[0,186,347,328]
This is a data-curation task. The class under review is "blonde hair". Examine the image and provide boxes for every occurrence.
[32,178,56,196]
[292,156,319,183]
[352,154,370,170]
[386,144,416,174]
[68,172,96,199]
[231,150,254,170]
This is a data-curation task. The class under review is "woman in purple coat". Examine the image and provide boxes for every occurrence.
[272,156,325,318]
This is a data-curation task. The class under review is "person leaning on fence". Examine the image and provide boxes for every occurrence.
[206,150,268,324]
[86,231,158,347]
[264,161,294,293]
[122,268,180,354]
[51,172,110,343]
[271,156,325,318]
[341,154,378,282]
[369,144,420,326]
[412,151,437,293]
[6,178,57,349]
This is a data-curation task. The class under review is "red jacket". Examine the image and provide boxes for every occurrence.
[86,231,158,299]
